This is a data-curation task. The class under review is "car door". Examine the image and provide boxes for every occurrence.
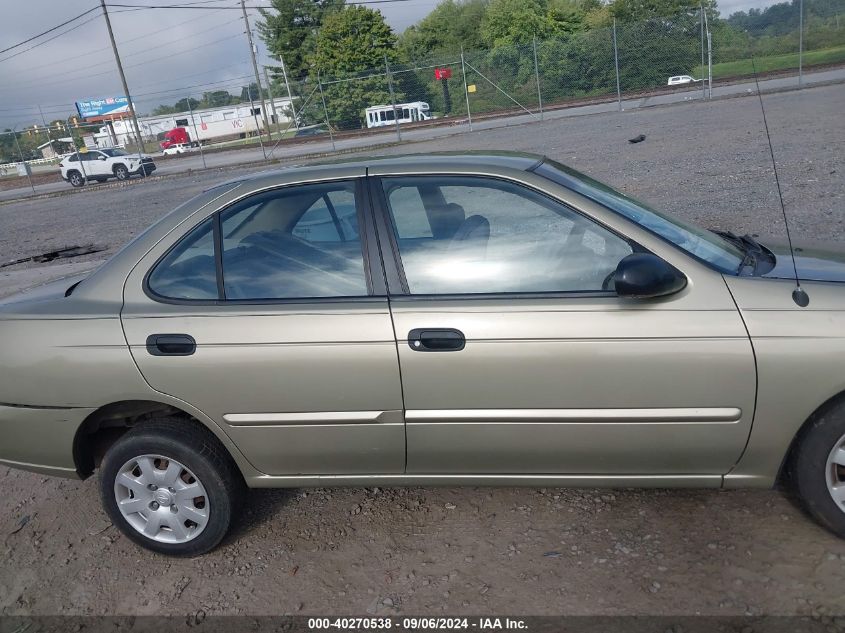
[84,151,110,177]
[121,175,405,476]
[369,169,756,478]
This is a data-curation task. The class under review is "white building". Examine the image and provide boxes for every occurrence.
[91,98,295,147]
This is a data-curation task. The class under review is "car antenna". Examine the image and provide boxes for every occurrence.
[748,45,809,307]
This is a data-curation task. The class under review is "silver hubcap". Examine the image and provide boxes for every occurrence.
[113,454,209,544]
[826,432,845,512]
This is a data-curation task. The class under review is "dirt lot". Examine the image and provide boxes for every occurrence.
[1,84,844,618]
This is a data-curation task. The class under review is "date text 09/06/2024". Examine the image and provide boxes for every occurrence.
[307,617,528,630]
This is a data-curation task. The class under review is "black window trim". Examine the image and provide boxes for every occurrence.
[368,173,646,300]
[143,176,386,306]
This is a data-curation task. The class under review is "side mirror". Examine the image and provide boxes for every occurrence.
[614,253,687,299]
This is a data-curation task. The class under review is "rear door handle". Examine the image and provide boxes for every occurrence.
[408,328,465,352]
[146,334,196,356]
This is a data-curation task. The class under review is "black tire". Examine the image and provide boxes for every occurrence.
[792,402,845,538]
[67,171,85,187]
[114,164,129,180]
[100,417,245,556]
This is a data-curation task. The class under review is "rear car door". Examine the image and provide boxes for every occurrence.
[121,173,405,476]
[370,168,756,478]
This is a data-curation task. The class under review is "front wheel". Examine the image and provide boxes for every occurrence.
[792,403,845,538]
[114,164,129,180]
[100,418,244,556]
[67,171,85,187]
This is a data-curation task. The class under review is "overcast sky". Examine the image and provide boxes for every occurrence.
[0,0,784,129]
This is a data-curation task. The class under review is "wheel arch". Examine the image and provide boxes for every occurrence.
[72,399,250,480]
[777,388,845,484]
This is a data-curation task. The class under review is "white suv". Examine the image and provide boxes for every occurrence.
[60,148,156,187]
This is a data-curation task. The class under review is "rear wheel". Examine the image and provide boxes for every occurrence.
[100,418,244,556]
[67,171,85,187]
[114,164,129,180]
[792,403,845,538]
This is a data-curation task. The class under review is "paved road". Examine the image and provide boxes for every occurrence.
[2,66,842,204]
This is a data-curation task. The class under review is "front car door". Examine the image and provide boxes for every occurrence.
[369,163,756,482]
[85,151,111,177]
[121,170,405,476]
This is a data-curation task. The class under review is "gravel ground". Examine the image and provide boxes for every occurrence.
[1,84,844,617]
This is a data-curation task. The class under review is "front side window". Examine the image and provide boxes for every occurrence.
[534,160,744,273]
[382,176,633,295]
[148,181,369,302]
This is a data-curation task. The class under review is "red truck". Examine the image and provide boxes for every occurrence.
[159,127,192,151]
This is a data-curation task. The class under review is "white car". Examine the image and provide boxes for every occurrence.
[60,148,156,188]
[667,75,696,86]
[162,143,190,156]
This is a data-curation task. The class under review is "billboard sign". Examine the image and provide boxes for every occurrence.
[434,68,452,80]
[75,96,130,119]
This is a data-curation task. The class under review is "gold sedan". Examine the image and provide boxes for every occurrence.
[2,153,844,556]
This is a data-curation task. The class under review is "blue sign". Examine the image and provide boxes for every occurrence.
[75,96,130,118]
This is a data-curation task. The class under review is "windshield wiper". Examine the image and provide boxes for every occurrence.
[712,230,765,274]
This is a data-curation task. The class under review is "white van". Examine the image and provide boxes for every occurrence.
[365,102,432,128]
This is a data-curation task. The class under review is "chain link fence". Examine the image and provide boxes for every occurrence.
[2,5,843,198]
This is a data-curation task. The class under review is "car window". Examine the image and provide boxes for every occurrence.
[291,189,359,243]
[382,176,633,295]
[147,217,218,300]
[220,182,368,300]
[534,159,744,273]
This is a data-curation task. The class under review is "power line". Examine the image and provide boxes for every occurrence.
[0,15,102,64]
[0,6,101,55]
[17,9,225,74]
[5,30,247,93]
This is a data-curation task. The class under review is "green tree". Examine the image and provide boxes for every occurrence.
[609,0,718,22]
[258,0,345,81]
[201,90,236,108]
[240,83,261,102]
[313,5,401,128]
[398,0,489,59]
[481,0,555,46]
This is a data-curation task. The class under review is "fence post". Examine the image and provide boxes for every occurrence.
[385,54,402,142]
[612,19,622,112]
[247,89,268,161]
[279,54,299,130]
[186,97,207,170]
[460,46,473,131]
[317,72,336,152]
[798,0,804,87]
[533,36,544,121]
[63,120,89,183]
[11,127,36,195]
[263,67,280,136]
[700,5,706,99]
[707,29,713,99]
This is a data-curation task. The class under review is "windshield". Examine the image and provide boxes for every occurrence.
[101,148,128,157]
[535,159,745,273]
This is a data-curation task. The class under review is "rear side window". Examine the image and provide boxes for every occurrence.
[147,218,218,300]
[221,182,367,300]
[147,181,369,302]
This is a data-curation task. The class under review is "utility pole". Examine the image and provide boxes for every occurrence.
[241,0,272,142]
[99,0,144,156]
